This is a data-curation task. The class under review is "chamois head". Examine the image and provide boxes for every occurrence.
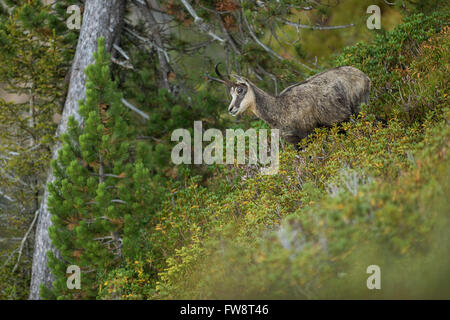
[207,63,256,116]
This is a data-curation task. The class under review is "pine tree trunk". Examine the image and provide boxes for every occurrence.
[29,0,126,300]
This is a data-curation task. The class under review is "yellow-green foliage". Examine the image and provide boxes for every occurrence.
[97,258,155,300]
[336,11,449,120]
[0,2,71,299]
[269,0,402,66]
[98,13,449,300]
[151,110,449,299]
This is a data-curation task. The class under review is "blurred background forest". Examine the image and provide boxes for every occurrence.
[0,0,448,299]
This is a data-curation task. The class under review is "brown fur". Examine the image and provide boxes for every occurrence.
[231,66,370,147]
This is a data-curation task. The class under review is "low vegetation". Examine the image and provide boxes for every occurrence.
[97,11,450,299]
[1,2,448,300]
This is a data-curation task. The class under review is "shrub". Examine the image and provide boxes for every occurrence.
[99,11,450,300]
[148,17,450,300]
[335,11,449,121]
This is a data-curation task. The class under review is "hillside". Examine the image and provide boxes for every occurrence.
[0,1,448,301]
[93,11,450,299]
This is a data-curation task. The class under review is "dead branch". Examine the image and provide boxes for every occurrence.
[12,209,39,272]
[180,0,226,43]
[121,98,149,120]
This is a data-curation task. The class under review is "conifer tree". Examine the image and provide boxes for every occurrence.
[44,38,153,299]
[0,0,74,298]
[0,1,69,202]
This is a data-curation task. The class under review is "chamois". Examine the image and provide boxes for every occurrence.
[209,64,371,147]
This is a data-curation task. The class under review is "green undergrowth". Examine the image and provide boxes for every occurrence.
[98,12,449,300]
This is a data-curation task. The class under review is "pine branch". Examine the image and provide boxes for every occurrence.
[179,0,226,43]
[239,3,315,72]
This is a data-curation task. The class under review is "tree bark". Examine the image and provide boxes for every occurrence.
[29,0,126,300]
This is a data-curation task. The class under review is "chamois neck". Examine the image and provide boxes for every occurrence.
[251,85,278,126]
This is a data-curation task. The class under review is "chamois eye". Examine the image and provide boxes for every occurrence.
[237,87,243,94]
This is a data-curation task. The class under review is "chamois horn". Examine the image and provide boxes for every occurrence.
[205,63,233,88]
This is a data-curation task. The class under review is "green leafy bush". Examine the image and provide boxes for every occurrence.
[335,11,449,120]
[99,11,450,300]
[150,15,449,300]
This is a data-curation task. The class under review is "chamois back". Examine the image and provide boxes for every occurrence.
[250,66,370,146]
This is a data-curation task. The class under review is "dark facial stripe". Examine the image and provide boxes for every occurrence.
[232,84,248,109]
